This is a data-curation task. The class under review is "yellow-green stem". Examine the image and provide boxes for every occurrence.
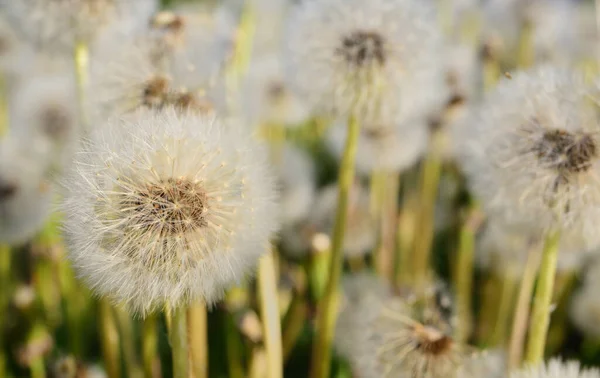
[0,72,7,137]
[516,20,534,69]
[310,114,360,378]
[454,208,481,343]
[142,314,159,378]
[395,193,417,286]
[524,230,560,365]
[491,275,518,347]
[170,307,189,378]
[282,292,308,362]
[115,307,142,378]
[258,250,283,378]
[412,132,443,287]
[74,41,89,131]
[188,302,208,378]
[0,245,10,378]
[376,173,399,282]
[482,46,501,93]
[99,299,121,378]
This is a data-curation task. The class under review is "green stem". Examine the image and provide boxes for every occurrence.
[395,193,417,287]
[170,307,189,378]
[99,299,121,378]
[516,20,534,69]
[74,40,89,131]
[115,307,142,378]
[258,250,283,378]
[524,230,560,365]
[310,114,360,378]
[376,173,399,282]
[412,131,443,287]
[491,275,518,347]
[454,208,481,343]
[0,71,7,137]
[188,302,208,378]
[282,290,308,362]
[142,314,159,378]
[508,246,541,370]
[226,315,246,378]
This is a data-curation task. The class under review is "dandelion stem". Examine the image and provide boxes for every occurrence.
[282,280,308,362]
[524,230,560,365]
[310,114,360,378]
[74,40,89,131]
[508,245,541,370]
[0,244,10,378]
[0,72,8,137]
[454,207,482,343]
[412,131,443,287]
[142,314,159,378]
[115,307,142,378]
[258,249,283,378]
[170,307,189,378]
[491,274,518,347]
[99,298,121,378]
[376,173,399,282]
[395,191,417,287]
[226,314,246,378]
[516,20,534,68]
[188,302,208,378]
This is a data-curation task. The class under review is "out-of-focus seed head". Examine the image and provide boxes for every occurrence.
[327,117,428,175]
[456,350,506,378]
[1,0,156,52]
[62,107,279,315]
[284,0,446,123]
[241,54,310,129]
[276,145,315,227]
[510,359,600,378]
[457,66,600,249]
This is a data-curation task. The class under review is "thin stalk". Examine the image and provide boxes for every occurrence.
[476,275,502,346]
[491,274,518,347]
[395,192,417,286]
[142,314,159,378]
[74,41,89,131]
[99,299,121,378]
[524,230,560,365]
[188,302,208,378]
[516,20,534,68]
[482,44,501,94]
[115,307,142,378]
[0,71,8,137]
[282,292,308,362]
[376,173,399,282]
[169,307,189,378]
[412,131,443,287]
[310,114,360,378]
[454,207,481,343]
[249,347,267,378]
[258,250,283,378]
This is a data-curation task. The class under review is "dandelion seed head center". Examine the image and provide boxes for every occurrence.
[41,105,71,139]
[338,30,386,67]
[143,76,169,108]
[267,81,286,101]
[412,325,453,356]
[362,126,392,140]
[121,177,208,235]
[534,129,597,174]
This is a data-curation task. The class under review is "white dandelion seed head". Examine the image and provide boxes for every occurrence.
[284,0,446,123]
[309,182,376,258]
[241,54,311,129]
[339,283,465,378]
[327,117,428,176]
[11,73,80,176]
[511,359,600,378]
[0,0,156,52]
[62,107,279,315]
[0,137,54,245]
[457,66,600,249]
[149,5,236,91]
[276,145,315,226]
[456,349,506,378]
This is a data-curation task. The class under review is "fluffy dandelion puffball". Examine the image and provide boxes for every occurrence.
[62,107,278,314]
[510,359,600,378]
[0,137,53,245]
[284,0,446,123]
[458,67,600,249]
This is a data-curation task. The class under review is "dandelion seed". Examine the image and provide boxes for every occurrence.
[284,0,446,123]
[62,107,278,314]
[457,66,600,249]
[510,359,600,378]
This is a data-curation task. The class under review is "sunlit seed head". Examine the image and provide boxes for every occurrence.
[456,66,600,249]
[62,107,279,314]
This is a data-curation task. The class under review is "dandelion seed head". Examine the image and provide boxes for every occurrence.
[284,0,446,123]
[457,66,600,249]
[276,145,315,227]
[456,350,506,378]
[510,359,600,378]
[62,107,279,314]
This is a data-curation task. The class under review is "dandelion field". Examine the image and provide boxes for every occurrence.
[3,0,600,377]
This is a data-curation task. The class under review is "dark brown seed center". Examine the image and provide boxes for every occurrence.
[534,129,597,174]
[42,105,71,140]
[122,178,208,235]
[338,31,386,67]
